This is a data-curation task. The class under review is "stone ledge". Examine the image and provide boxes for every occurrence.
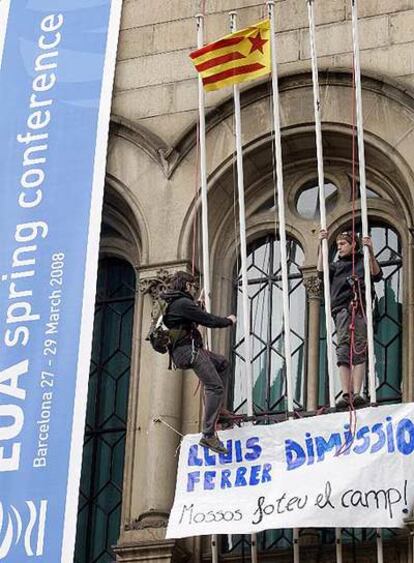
[114,535,190,563]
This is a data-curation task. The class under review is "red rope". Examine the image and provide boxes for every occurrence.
[349,55,357,406]
[337,57,359,456]
[351,60,357,283]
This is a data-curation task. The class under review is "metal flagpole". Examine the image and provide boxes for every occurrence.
[229,12,256,563]
[293,529,300,562]
[195,14,217,562]
[306,0,336,409]
[350,0,376,404]
[351,2,383,561]
[267,2,298,561]
[196,13,212,335]
[210,533,218,563]
[251,531,258,563]
[376,529,384,563]
[229,11,254,418]
[335,529,343,563]
[266,0,294,415]
[306,2,342,561]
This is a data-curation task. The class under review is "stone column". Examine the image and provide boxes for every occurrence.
[115,266,190,563]
[303,274,322,411]
[301,274,323,553]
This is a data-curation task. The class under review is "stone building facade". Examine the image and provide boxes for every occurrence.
[74,1,414,562]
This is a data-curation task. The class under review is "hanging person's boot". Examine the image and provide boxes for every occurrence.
[335,392,350,410]
[352,393,367,408]
[200,433,229,455]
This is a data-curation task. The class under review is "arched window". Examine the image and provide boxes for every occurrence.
[210,123,410,557]
[222,206,404,559]
[231,234,306,414]
[372,224,403,401]
[295,180,338,219]
[74,257,136,563]
[223,235,304,557]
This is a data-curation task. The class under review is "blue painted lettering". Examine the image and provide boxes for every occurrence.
[245,437,261,461]
[261,463,272,483]
[285,439,306,471]
[370,423,386,453]
[315,433,342,461]
[204,471,216,490]
[249,465,261,485]
[353,425,370,454]
[187,445,202,466]
[186,471,200,492]
[397,418,414,455]
[235,466,247,487]
[220,469,232,489]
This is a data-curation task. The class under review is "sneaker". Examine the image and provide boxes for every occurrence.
[200,434,229,455]
[352,393,368,408]
[335,393,350,410]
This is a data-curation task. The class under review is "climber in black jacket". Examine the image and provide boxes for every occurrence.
[162,271,236,454]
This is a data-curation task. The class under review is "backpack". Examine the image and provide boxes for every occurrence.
[146,298,170,354]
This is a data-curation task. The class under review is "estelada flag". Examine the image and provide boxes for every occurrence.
[190,19,271,92]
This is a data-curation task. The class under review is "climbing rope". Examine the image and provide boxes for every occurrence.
[153,416,184,438]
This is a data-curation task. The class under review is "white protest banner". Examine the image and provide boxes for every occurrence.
[167,403,414,538]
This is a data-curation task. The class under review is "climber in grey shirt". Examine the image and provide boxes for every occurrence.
[318,230,382,408]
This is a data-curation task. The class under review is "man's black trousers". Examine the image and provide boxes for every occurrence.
[172,345,229,437]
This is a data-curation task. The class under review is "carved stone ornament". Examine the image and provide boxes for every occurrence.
[139,269,171,300]
[303,275,322,299]
[126,510,169,530]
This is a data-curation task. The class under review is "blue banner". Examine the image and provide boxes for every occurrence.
[0,1,121,560]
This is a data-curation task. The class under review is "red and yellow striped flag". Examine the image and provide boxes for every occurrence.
[190,19,271,92]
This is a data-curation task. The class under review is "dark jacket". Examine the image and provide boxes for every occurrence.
[327,254,383,315]
[161,290,232,348]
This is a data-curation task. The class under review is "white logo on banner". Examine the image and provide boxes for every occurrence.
[0,500,47,559]
[167,403,414,538]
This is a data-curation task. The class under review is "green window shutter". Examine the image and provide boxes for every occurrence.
[74,258,136,563]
